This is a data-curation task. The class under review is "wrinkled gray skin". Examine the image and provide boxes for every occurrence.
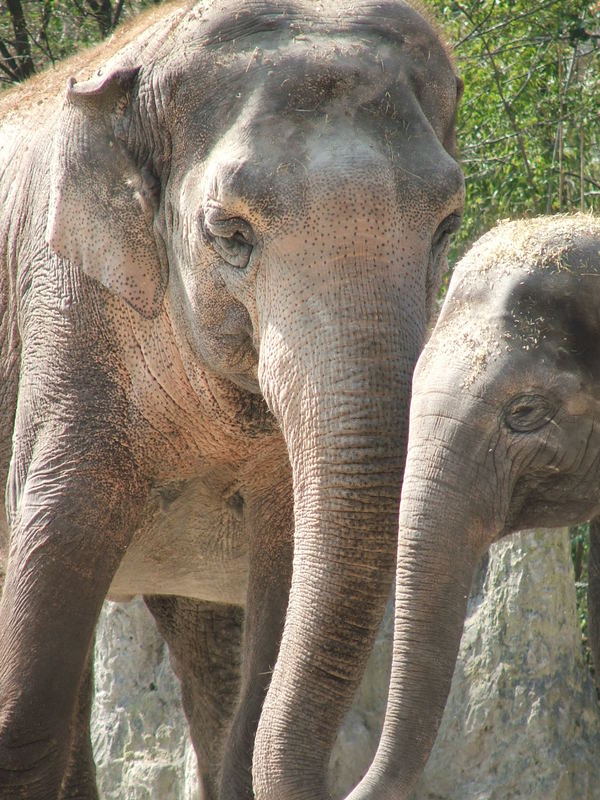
[0,1,464,798]
[362,214,600,799]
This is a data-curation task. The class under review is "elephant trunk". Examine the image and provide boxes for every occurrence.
[346,388,491,800]
[254,257,422,797]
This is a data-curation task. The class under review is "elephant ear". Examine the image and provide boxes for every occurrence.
[47,67,166,319]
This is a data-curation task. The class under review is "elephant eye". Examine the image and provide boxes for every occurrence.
[504,394,556,433]
[204,211,255,269]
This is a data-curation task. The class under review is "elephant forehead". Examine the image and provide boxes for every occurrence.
[198,0,447,55]
[167,0,457,126]
[445,232,600,347]
[435,270,554,372]
[451,215,600,283]
[427,217,600,394]
[224,28,454,117]
[178,66,459,233]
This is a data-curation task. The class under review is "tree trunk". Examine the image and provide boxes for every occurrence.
[7,0,34,80]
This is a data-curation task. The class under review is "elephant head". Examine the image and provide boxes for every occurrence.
[39,1,464,796]
[352,214,600,798]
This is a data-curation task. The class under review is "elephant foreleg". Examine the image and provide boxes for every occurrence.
[59,640,98,800]
[219,485,294,800]
[144,595,243,800]
[0,441,145,799]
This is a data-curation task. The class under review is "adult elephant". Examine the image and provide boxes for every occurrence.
[0,1,464,798]
[359,214,600,799]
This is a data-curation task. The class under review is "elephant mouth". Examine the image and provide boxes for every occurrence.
[210,367,278,434]
[221,334,261,393]
[230,370,261,395]
[234,392,279,435]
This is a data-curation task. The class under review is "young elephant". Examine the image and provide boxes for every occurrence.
[355,214,600,798]
[0,1,464,798]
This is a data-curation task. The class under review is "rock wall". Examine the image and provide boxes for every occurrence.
[410,528,600,800]
[92,599,198,800]
[92,528,600,799]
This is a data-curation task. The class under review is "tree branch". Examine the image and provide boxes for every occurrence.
[0,32,22,82]
[452,0,539,213]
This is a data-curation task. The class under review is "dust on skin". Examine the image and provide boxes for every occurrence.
[425,213,600,389]
[421,291,505,392]
[452,214,600,282]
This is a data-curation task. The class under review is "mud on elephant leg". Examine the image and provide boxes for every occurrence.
[59,641,98,800]
[144,596,243,800]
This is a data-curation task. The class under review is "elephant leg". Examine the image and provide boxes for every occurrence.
[219,487,294,800]
[588,518,600,688]
[59,640,98,800]
[144,595,243,800]
[0,441,145,799]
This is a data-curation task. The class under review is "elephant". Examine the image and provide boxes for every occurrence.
[0,1,465,798]
[362,213,600,797]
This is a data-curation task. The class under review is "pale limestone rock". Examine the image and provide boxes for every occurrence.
[91,600,198,800]
[92,529,600,799]
[410,529,600,800]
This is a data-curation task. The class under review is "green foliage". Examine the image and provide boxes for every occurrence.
[426,0,600,264]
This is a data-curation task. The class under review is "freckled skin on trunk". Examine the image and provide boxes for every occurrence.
[346,413,485,800]
[0,1,465,798]
[252,250,421,796]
